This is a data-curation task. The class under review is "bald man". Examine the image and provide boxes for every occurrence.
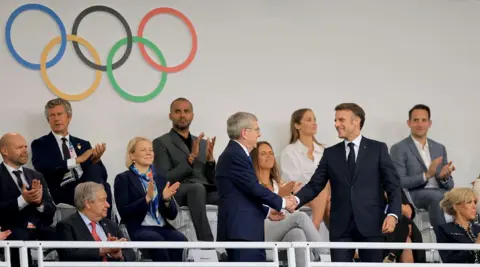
[0,133,56,267]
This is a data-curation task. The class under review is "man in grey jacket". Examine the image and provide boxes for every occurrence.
[153,97,218,242]
[390,104,454,227]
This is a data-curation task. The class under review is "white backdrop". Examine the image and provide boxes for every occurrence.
[0,0,479,187]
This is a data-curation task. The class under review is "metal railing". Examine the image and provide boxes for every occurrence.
[1,241,480,267]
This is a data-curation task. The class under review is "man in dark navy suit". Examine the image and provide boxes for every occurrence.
[216,112,296,262]
[0,133,56,267]
[31,98,112,217]
[290,103,402,263]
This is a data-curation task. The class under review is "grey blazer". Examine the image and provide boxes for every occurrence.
[390,136,454,191]
[152,129,215,185]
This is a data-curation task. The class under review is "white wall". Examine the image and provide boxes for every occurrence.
[1,0,479,187]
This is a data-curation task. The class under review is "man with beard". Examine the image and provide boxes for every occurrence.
[153,98,219,243]
[390,104,454,227]
[0,133,56,267]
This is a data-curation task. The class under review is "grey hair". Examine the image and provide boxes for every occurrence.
[227,112,258,140]
[74,182,105,211]
[44,98,72,120]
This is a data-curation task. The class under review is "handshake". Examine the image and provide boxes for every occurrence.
[268,195,299,221]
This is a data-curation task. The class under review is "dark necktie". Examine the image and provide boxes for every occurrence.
[61,137,71,160]
[347,142,356,179]
[13,170,24,189]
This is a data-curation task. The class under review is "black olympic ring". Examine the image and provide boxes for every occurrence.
[71,5,133,71]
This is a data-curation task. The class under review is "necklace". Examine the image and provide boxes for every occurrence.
[454,221,480,263]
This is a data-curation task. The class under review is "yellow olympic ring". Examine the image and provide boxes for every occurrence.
[40,35,102,101]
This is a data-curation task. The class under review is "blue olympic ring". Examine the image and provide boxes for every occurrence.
[5,3,67,70]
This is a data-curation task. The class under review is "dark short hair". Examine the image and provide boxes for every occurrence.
[170,97,193,112]
[335,103,365,129]
[408,104,430,120]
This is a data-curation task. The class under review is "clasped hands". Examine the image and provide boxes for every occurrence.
[99,233,127,260]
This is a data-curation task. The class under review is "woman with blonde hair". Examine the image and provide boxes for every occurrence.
[434,187,480,263]
[114,137,187,262]
[280,108,330,230]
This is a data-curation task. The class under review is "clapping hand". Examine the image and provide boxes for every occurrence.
[0,227,11,240]
[162,182,180,201]
[206,136,216,162]
[439,161,455,180]
[278,181,295,197]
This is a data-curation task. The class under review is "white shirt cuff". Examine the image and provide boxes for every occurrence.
[281,198,285,209]
[67,158,79,169]
[17,195,28,210]
[387,213,398,222]
[36,204,45,212]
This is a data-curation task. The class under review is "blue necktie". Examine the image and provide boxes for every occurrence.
[347,142,356,180]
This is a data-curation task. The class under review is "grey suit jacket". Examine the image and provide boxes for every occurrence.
[152,129,216,185]
[390,136,454,191]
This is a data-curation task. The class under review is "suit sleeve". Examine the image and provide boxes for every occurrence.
[36,173,56,226]
[229,153,283,211]
[434,225,474,263]
[436,145,454,190]
[114,173,149,221]
[31,139,69,187]
[156,177,178,220]
[153,139,192,183]
[56,222,101,261]
[295,150,329,207]
[380,143,402,218]
[389,143,426,189]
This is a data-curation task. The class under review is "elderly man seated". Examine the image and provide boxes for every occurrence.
[56,182,135,262]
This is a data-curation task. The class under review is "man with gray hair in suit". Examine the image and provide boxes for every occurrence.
[153,97,218,242]
[390,104,455,227]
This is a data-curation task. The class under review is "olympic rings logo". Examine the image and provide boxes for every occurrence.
[5,4,197,102]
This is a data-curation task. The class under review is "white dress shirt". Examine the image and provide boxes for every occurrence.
[51,132,84,185]
[411,136,439,188]
[280,140,324,185]
[3,162,44,212]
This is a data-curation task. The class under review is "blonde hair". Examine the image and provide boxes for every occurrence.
[125,137,152,168]
[440,187,477,216]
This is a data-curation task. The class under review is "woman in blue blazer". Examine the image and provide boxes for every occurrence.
[114,137,186,262]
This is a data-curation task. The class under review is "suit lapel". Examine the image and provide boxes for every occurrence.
[128,170,147,197]
[47,132,64,162]
[22,168,33,188]
[169,130,190,155]
[0,163,21,194]
[99,219,112,237]
[407,137,427,169]
[72,213,95,241]
[427,138,440,160]
[352,138,369,183]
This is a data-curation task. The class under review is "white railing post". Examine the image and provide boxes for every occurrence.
[287,245,296,267]
[36,245,44,267]
[18,245,28,267]
[272,243,279,266]
[303,243,311,267]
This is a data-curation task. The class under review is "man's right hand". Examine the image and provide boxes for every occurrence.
[76,149,93,164]
[21,181,43,204]
[425,156,443,179]
[284,195,298,213]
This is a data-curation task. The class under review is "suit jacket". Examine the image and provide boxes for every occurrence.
[0,163,56,230]
[296,136,401,239]
[153,129,215,185]
[434,222,480,263]
[56,212,135,262]
[390,136,453,192]
[31,132,108,203]
[113,169,178,234]
[215,140,283,242]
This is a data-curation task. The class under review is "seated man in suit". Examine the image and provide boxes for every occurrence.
[0,133,56,267]
[390,104,454,227]
[31,98,112,217]
[56,182,135,262]
[153,97,218,242]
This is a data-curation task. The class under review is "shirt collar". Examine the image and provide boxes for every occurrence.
[3,162,24,174]
[233,140,250,156]
[411,135,429,149]
[78,211,99,226]
[52,131,70,143]
[293,139,323,153]
[344,134,362,148]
